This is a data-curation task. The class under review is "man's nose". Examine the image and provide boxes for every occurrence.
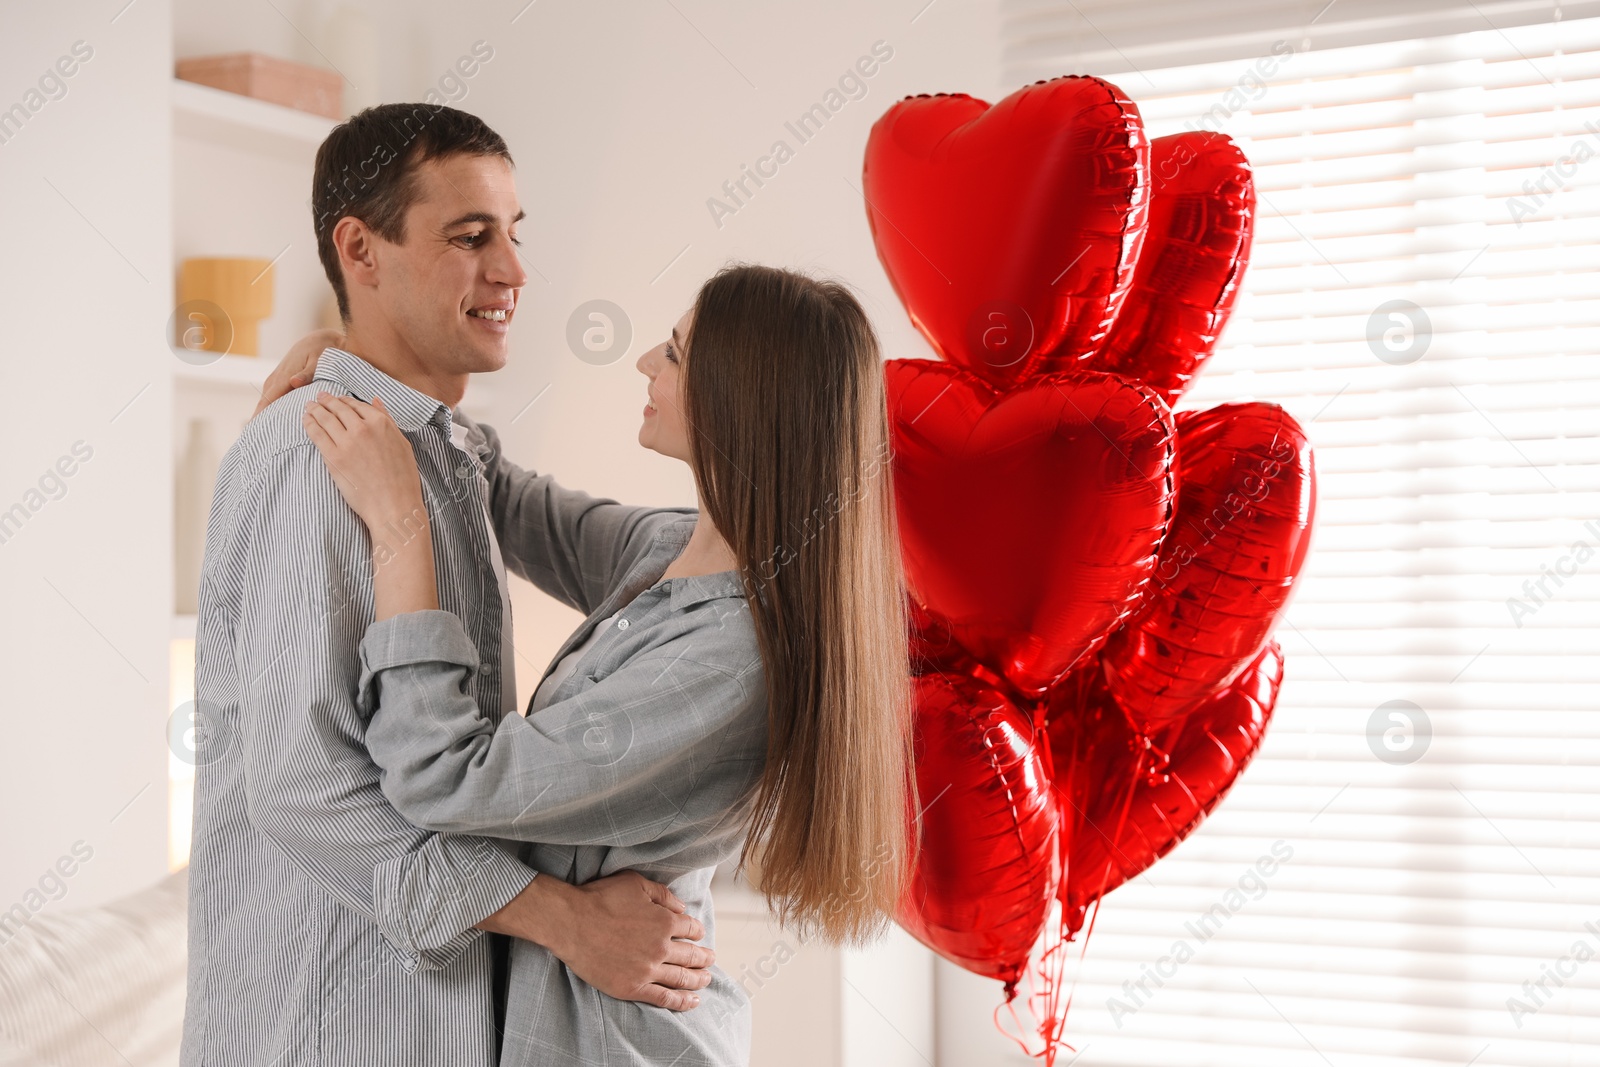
[487,233,528,290]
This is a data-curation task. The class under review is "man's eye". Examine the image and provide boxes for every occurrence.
[457,232,484,248]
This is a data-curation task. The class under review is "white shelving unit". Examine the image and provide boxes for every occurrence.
[170,77,335,626]
[172,349,491,405]
[172,352,273,389]
[168,80,339,871]
[172,78,335,159]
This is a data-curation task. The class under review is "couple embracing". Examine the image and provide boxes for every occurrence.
[180,102,914,1067]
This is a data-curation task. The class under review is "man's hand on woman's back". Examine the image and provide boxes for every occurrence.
[478,869,715,1011]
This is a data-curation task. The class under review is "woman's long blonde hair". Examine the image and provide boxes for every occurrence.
[683,264,915,943]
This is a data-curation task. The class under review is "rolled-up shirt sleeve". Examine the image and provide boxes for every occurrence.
[476,420,692,617]
[355,608,763,845]
[230,446,537,969]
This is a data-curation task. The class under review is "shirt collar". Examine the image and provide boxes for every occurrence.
[653,518,749,611]
[450,409,495,464]
[668,569,748,612]
[312,347,454,434]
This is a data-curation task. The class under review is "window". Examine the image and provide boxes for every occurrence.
[966,7,1600,1065]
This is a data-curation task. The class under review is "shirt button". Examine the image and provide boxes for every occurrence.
[617,618,630,630]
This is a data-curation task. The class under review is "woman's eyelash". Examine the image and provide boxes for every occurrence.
[665,342,679,364]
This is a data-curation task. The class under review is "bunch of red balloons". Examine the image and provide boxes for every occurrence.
[862,75,1317,1006]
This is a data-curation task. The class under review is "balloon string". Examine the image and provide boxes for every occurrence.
[995,970,1052,1061]
[993,943,1085,1065]
[995,993,1033,1060]
[1104,737,1150,914]
[996,675,1156,1063]
[1031,923,1061,1064]
[1038,911,1071,1065]
[1059,894,1103,1042]
[1033,736,1149,1062]
[1037,678,1095,1060]
[1040,684,1080,1061]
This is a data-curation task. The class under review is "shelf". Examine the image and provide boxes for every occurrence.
[172,78,337,160]
[172,353,494,420]
[173,353,270,390]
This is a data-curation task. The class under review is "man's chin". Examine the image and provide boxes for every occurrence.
[461,344,510,374]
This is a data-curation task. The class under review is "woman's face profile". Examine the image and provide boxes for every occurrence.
[637,307,693,462]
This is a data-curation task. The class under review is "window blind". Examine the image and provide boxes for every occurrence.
[1002,0,1600,84]
[976,11,1600,1067]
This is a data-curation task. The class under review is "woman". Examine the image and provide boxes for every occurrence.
[270,264,914,1065]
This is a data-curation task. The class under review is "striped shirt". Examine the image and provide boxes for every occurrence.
[182,348,538,1067]
[354,418,770,1066]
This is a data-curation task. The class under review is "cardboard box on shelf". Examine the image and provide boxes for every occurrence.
[176,52,343,120]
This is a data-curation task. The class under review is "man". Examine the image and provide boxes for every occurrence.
[183,103,711,1067]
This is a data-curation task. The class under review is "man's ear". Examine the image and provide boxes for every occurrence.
[332,216,382,293]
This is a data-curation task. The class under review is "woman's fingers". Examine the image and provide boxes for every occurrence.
[354,395,397,429]
[301,406,357,491]
[298,390,425,534]
[301,409,333,448]
[312,392,370,433]
[303,397,351,439]
[323,393,397,432]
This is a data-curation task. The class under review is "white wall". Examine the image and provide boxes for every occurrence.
[0,4,173,910]
[394,0,1006,696]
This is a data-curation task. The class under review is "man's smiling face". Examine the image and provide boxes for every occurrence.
[366,152,528,376]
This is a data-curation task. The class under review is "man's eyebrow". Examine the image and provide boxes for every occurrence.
[441,209,527,230]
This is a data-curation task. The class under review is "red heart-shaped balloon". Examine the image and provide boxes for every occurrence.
[863,77,1149,391]
[887,358,1176,698]
[1101,402,1314,729]
[1087,132,1256,407]
[896,670,1059,989]
[1048,640,1283,935]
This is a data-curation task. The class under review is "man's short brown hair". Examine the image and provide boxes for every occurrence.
[311,102,513,321]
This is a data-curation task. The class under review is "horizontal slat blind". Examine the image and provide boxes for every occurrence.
[996,13,1600,1067]
[1003,0,1600,83]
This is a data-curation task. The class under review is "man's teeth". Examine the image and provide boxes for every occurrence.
[469,308,508,322]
